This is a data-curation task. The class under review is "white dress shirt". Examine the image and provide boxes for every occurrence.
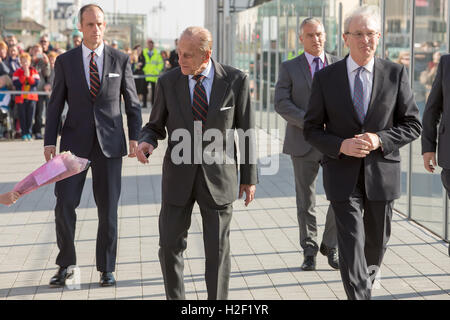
[347,55,374,116]
[188,59,214,104]
[82,42,104,89]
[304,51,326,77]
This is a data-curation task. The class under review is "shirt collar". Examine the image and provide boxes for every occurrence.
[189,59,213,81]
[82,41,105,59]
[348,54,374,74]
[304,51,325,66]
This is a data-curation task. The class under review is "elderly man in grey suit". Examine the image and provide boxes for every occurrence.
[304,6,421,299]
[275,18,339,271]
[136,26,258,300]
[422,54,450,256]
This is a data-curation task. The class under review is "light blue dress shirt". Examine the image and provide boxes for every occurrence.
[82,42,104,89]
[188,59,214,105]
[347,55,374,115]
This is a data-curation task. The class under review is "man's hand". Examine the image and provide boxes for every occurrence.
[44,146,56,162]
[239,184,256,207]
[339,138,372,158]
[128,140,138,158]
[136,142,154,164]
[354,133,381,151]
[423,152,437,173]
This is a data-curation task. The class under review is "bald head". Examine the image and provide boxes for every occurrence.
[180,26,213,55]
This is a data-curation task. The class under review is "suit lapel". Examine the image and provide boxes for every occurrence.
[76,46,91,98]
[298,54,312,88]
[363,58,384,125]
[206,60,229,127]
[337,57,362,124]
[175,72,194,133]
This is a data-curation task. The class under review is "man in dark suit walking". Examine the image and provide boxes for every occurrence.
[136,26,258,300]
[304,5,422,299]
[275,18,339,271]
[422,54,450,257]
[44,4,142,287]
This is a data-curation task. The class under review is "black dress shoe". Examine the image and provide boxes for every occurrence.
[301,255,316,271]
[320,243,339,270]
[100,272,116,287]
[49,267,69,288]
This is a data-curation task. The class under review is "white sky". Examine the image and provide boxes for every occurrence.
[82,0,206,41]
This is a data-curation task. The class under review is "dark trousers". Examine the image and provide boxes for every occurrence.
[18,100,36,135]
[54,136,122,272]
[331,167,393,300]
[33,95,48,135]
[149,81,156,106]
[159,168,233,300]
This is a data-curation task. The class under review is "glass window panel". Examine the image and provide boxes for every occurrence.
[411,0,447,237]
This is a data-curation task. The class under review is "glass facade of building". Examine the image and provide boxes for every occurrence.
[232,0,450,241]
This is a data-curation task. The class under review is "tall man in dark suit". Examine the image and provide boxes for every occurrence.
[422,54,450,256]
[275,18,339,271]
[137,26,258,300]
[44,4,142,287]
[304,5,422,299]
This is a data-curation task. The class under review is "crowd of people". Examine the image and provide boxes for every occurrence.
[0,34,62,141]
[0,32,180,142]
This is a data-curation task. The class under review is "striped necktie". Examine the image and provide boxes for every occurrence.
[89,51,100,99]
[192,74,208,127]
[353,67,365,124]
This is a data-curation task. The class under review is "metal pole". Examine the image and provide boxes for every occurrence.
[380,0,386,59]
[407,0,415,219]
[267,17,271,132]
[338,2,343,57]
[259,22,264,127]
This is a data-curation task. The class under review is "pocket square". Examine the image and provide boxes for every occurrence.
[220,106,234,111]
[107,73,120,78]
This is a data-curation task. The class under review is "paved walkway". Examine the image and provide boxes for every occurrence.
[0,110,448,300]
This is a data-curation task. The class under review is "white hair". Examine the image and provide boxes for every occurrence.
[299,17,324,34]
[344,5,381,33]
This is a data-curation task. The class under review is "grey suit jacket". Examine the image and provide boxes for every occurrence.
[422,54,450,169]
[274,53,340,157]
[139,61,258,206]
[304,57,422,201]
[44,45,142,158]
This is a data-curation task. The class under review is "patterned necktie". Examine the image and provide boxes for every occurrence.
[192,74,208,127]
[353,67,365,123]
[312,57,321,78]
[89,51,100,99]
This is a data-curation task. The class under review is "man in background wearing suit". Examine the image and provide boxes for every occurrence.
[137,26,258,300]
[44,4,142,287]
[275,18,339,271]
[304,5,421,299]
[421,54,450,257]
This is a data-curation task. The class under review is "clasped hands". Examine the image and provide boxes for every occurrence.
[339,132,381,158]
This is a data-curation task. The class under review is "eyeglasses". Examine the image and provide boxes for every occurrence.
[345,31,379,39]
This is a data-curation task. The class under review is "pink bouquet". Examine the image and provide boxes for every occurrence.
[13,152,90,196]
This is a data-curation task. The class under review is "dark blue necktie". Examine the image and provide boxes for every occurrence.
[312,57,321,78]
[353,67,365,123]
[192,75,208,128]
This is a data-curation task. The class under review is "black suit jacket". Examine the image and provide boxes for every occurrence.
[304,56,422,201]
[139,61,258,206]
[44,45,142,158]
[422,54,450,168]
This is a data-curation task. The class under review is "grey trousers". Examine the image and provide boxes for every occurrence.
[291,149,337,256]
[158,168,233,300]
